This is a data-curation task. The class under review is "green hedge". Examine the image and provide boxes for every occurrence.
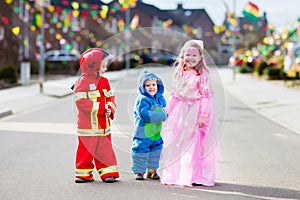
[0,64,18,83]
[263,67,282,80]
[237,65,253,73]
[255,61,268,76]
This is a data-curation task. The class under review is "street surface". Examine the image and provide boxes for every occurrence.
[0,67,300,200]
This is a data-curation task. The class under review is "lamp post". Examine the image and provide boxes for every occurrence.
[39,5,45,93]
[35,0,50,93]
[121,0,137,69]
[125,7,131,69]
[232,0,237,80]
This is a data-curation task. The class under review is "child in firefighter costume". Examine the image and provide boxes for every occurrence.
[73,48,119,183]
[132,69,168,180]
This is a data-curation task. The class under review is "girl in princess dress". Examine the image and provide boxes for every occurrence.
[159,40,220,187]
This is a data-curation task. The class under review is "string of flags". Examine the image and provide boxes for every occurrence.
[2,0,209,40]
[2,0,296,53]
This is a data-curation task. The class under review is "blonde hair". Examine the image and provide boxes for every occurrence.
[174,40,209,76]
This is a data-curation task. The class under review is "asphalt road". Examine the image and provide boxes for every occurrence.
[0,67,300,200]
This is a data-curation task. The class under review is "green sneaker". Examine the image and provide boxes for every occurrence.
[146,169,160,180]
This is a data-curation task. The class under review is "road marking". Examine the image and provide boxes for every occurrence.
[0,122,133,137]
[0,122,76,135]
[189,187,296,200]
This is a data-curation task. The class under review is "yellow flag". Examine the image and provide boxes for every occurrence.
[100,5,108,19]
[5,0,13,4]
[12,26,20,35]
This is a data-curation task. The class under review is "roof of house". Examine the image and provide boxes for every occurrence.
[134,1,185,25]
[165,4,214,26]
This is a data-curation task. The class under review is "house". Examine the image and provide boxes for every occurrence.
[2,0,250,72]
[217,12,269,65]
[0,0,38,68]
[108,0,218,62]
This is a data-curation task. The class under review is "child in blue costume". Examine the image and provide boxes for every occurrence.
[132,69,168,180]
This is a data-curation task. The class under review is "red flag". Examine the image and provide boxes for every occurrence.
[242,1,259,22]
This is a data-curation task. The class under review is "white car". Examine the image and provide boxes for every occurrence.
[45,50,80,61]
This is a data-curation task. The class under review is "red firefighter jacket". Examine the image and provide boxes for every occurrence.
[73,48,116,136]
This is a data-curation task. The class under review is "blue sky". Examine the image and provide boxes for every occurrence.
[102,0,300,31]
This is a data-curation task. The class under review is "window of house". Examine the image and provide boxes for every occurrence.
[0,26,4,41]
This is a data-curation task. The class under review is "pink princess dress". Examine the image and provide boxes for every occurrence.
[159,69,219,187]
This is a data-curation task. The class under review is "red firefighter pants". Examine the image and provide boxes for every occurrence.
[75,135,119,180]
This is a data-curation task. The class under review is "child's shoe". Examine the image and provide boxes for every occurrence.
[135,172,144,180]
[75,177,94,183]
[103,176,116,183]
[146,169,160,180]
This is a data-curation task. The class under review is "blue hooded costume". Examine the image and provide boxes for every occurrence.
[132,70,167,174]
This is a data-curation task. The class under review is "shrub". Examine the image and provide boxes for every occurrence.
[255,61,268,76]
[237,65,253,73]
[263,67,282,80]
[30,61,39,74]
[0,64,18,83]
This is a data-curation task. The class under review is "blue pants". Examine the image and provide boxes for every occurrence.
[132,137,163,173]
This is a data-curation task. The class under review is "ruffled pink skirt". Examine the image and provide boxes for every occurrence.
[159,95,219,187]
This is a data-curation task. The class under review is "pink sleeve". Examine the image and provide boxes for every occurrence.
[198,74,213,125]
[165,94,178,114]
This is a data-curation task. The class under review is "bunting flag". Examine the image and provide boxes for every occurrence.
[223,1,238,30]
[182,24,191,35]
[2,17,9,24]
[5,0,13,4]
[268,23,275,32]
[81,10,88,18]
[213,25,225,34]
[71,2,79,10]
[12,26,20,35]
[130,14,139,30]
[63,9,72,28]
[118,0,137,10]
[109,5,119,14]
[242,1,259,22]
[32,11,42,28]
[227,11,238,27]
[161,19,172,28]
[117,18,125,32]
[100,5,109,19]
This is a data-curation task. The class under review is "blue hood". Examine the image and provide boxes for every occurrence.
[138,69,164,98]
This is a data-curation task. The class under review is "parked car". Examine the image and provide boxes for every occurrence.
[44,50,81,74]
[150,52,177,65]
[45,50,80,61]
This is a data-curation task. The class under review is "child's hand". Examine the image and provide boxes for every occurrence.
[164,111,168,118]
[162,108,168,118]
[198,116,206,127]
[105,108,112,116]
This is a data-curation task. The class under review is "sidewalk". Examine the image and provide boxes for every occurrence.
[0,76,76,117]
[0,71,125,118]
[1,67,300,135]
[219,67,300,135]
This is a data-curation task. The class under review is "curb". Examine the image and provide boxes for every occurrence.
[0,71,123,119]
[0,109,13,118]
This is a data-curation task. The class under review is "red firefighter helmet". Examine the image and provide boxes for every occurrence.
[79,48,112,75]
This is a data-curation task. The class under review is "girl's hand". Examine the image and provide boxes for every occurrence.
[198,116,206,127]
[199,122,205,127]
[105,108,111,116]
